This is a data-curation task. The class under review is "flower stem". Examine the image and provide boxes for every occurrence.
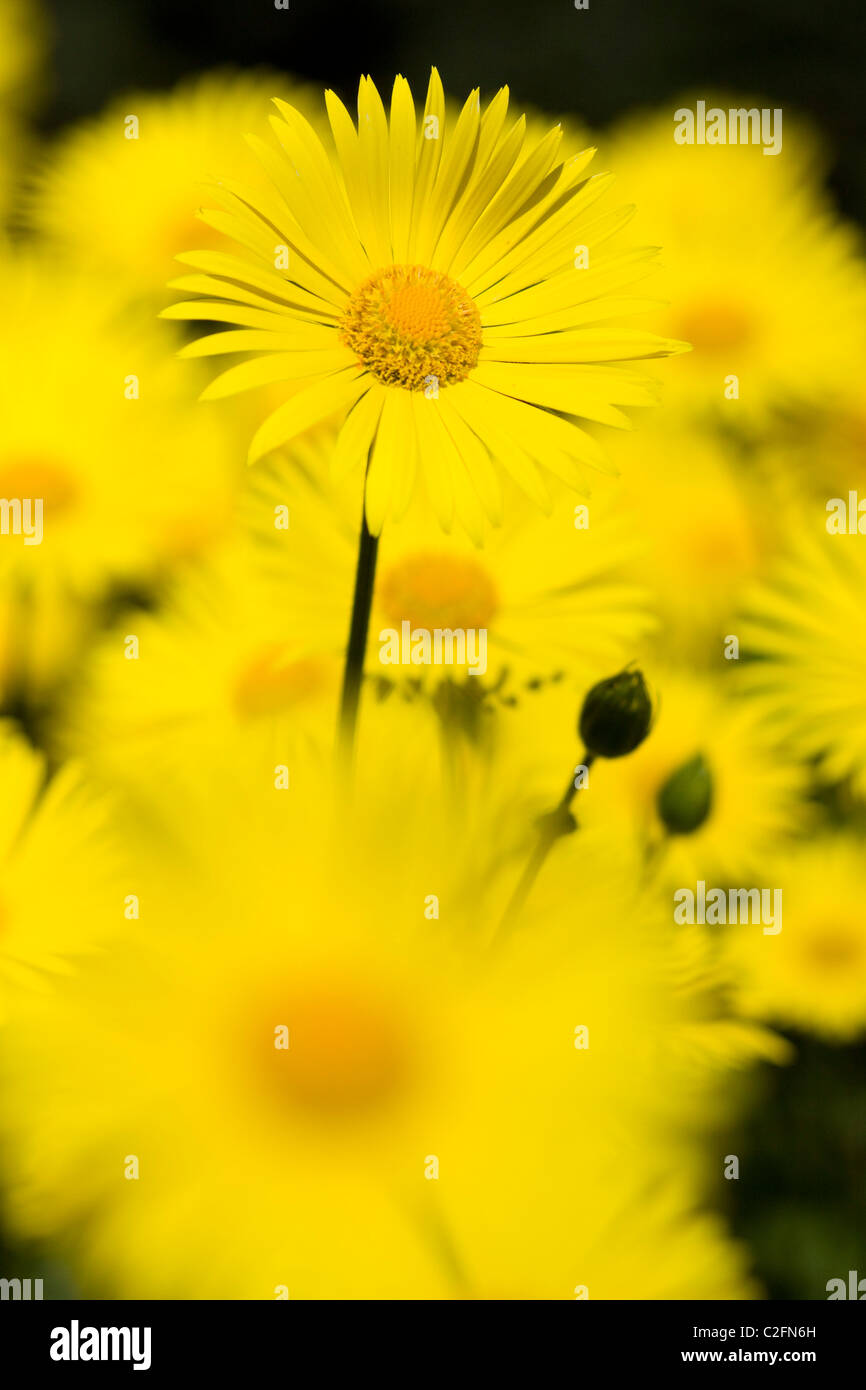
[337,497,379,773]
[497,751,595,937]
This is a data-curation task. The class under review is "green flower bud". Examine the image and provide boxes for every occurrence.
[656,753,713,835]
[578,668,652,759]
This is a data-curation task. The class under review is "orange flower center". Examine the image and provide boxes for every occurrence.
[803,927,861,973]
[0,460,79,518]
[341,265,482,390]
[378,552,499,631]
[257,981,411,1120]
[675,296,754,354]
[233,644,326,718]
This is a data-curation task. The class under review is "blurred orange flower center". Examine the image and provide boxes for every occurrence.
[680,514,756,576]
[379,552,499,631]
[803,928,861,972]
[0,460,79,517]
[233,644,325,718]
[274,985,410,1118]
[341,265,482,390]
[675,296,754,353]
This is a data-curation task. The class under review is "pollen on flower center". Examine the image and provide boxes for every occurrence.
[378,552,499,632]
[341,265,482,390]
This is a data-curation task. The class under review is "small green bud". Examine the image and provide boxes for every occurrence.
[656,753,713,834]
[578,668,652,759]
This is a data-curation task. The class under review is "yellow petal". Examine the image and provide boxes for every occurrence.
[201,348,355,401]
[407,68,445,260]
[414,86,481,264]
[436,395,503,524]
[248,367,367,463]
[446,381,551,510]
[388,76,416,262]
[332,384,385,484]
[411,392,455,531]
[364,389,411,535]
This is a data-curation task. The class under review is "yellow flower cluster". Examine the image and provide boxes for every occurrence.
[0,44,864,1299]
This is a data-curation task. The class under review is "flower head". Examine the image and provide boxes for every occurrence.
[27,70,325,301]
[721,839,866,1042]
[605,99,866,422]
[166,72,686,536]
[0,252,236,597]
[241,428,655,692]
[0,786,770,1298]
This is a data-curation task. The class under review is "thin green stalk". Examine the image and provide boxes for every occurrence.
[336,498,379,774]
[497,752,596,937]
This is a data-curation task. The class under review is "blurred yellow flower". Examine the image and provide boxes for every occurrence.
[721,838,866,1042]
[0,37,858,1307]
[739,528,866,796]
[602,421,784,664]
[166,70,685,536]
[605,100,866,423]
[59,534,342,819]
[245,430,655,688]
[0,252,237,597]
[26,69,325,301]
[0,793,770,1298]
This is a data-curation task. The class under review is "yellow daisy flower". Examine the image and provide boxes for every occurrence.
[604,99,866,423]
[245,429,655,689]
[739,529,866,796]
[0,252,236,597]
[26,69,325,301]
[0,796,769,1299]
[58,534,343,821]
[165,70,685,536]
[721,839,866,1042]
[601,420,783,665]
[62,420,655,798]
